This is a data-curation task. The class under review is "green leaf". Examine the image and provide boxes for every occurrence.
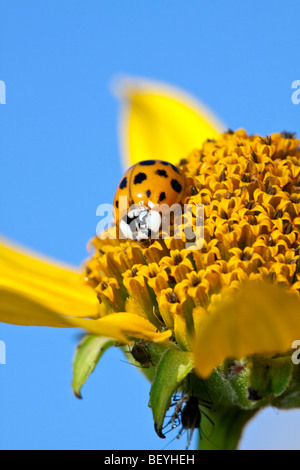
[149,347,194,437]
[198,406,258,450]
[72,335,115,398]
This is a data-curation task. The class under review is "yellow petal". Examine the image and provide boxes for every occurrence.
[0,238,99,327]
[116,77,225,168]
[194,282,300,378]
[76,312,172,343]
[0,288,82,328]
[0,239,171,344]
[174,313,191,351]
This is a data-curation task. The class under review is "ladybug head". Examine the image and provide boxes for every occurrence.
[119,203,161,241]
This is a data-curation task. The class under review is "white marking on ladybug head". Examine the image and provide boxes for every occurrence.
[120,204,161,241]
[146,210,161,234]
[127,205,147,219]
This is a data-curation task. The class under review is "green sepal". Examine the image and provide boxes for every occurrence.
[121,340,174,383]
[149,347,194,437]
[273,361,300,409]
[189,362,254,410]
[72,335,115,398]
[198,405,258,450]
[248,354,293,402]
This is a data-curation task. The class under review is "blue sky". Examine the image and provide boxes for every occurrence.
[1,0,300,450]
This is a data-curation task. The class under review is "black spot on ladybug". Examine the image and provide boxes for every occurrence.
[159,192,166,202]
[134,172,147,184]
[161,161,169,166]
[171,179,182,193]
[156,169,168,178]
[139,160,156,166]
[119,177,127,190]
[170,163,180,173]
[115,200,119,208]
[146,189,151,198]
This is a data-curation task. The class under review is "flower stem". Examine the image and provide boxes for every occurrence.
[198,406,258,450]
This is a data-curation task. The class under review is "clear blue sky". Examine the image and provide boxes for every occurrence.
[1,0,300,450]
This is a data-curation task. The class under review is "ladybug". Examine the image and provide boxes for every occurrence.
[113,160,185,241]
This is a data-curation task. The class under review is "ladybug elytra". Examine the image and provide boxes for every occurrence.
[113,160,185,241]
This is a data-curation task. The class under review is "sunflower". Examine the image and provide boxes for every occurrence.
[2,78,300,450]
